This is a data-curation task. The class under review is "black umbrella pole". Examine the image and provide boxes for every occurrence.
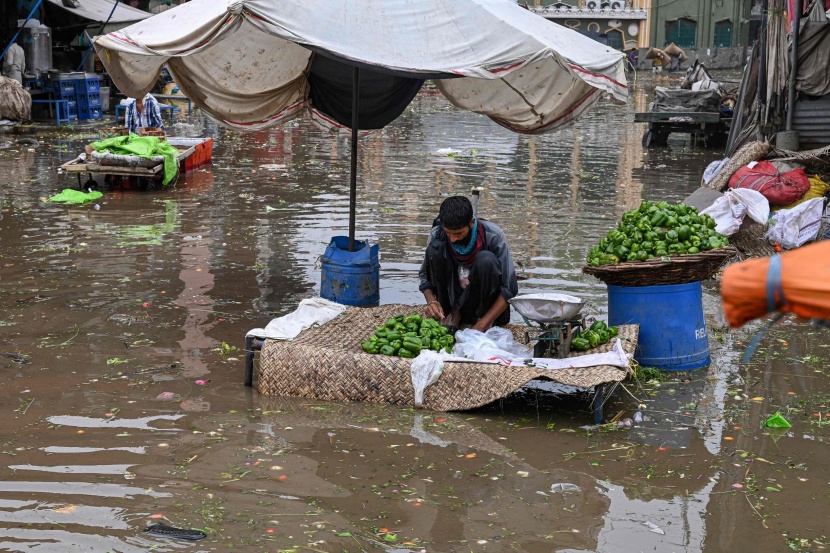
[348,67,360,252]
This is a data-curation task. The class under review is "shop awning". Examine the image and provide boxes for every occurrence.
[93,0,627,133]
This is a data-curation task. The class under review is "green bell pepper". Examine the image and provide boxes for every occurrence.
[361,341,379,354]
[379,345,396,356]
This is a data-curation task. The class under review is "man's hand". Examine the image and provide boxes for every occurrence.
[473,295,509,333]
[471,319,493,333]
[425,300,444,321]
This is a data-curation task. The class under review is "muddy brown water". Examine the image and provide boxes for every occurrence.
[0,74,829,552]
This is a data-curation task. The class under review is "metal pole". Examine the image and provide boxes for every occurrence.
[77,0,121,71]
[785,0,802,131]
[1,0,43,61]
[348,66,359,252]
[758,0,768,122]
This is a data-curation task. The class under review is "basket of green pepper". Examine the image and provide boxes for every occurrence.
[360,313,456,358]
[570,320,619,352]
[582,200,737,286]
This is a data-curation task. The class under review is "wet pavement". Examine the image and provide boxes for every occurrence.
[0,73,829,552]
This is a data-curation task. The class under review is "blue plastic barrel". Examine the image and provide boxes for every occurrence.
[320,236,380,307]
[607,282,710,371]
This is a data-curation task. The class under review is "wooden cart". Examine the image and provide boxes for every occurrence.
[635,111,731,148]
[59,137,213,190]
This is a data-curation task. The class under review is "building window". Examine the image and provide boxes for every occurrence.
[606,29,624,50]
[714,19,733,47]
[665,18,697,48]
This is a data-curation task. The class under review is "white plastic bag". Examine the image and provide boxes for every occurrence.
[453,327,532,361]
[410,350,444,407]
[700,188,770,236]
[764,197,826,249]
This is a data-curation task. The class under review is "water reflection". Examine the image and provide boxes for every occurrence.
[1,74,817,552]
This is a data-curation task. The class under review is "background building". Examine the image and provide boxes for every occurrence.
[648,0,753,49]
[526,0,650,50]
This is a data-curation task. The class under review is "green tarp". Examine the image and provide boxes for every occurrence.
[46,189,104,205]
[90,134,179,186]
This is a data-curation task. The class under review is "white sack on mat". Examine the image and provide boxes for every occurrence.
[453,327,532,360]
[700,188,770,236]
[764,197,826,249]
[246,297,346,340]
[446,336,630,370]
[410,350,444,407]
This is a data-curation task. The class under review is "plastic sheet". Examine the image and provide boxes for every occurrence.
[410,350,444,407]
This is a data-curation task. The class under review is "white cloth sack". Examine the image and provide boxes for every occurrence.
[764,197,827,249]
[700,188,770,236]
[246,297,346,340]
[702,157,730,184]
[410,350,444,407]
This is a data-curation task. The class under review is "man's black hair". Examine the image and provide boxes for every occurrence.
[439,196,474,230]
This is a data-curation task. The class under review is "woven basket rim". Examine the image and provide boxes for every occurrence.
[582,246,736,276]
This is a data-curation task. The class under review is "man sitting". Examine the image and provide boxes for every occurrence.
[125,93,164,135]
[418,196,518,333]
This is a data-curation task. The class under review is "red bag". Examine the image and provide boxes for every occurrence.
[728,160,810,205]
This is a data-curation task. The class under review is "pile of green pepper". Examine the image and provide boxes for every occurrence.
[571,321,619,352]
[586,201,730,267]
[361,314,456,358]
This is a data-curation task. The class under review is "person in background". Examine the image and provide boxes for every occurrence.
[125,93,163,135]
[626,47,638,71]
[419,196,518,333]
[2,35,26,85]
[652,54,663,74]
[669,52,682,72]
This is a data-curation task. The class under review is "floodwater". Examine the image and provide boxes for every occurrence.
[0,73,828,553]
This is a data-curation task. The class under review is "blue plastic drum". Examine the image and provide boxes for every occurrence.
[320,236,380,307]
[607,282,710,370]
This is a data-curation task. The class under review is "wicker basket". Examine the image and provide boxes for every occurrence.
[139,127,166,140]
[582,246,737,286]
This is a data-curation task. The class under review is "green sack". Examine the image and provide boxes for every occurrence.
[46,189,103,205]
[764,412,792,428]
[90,134,180,186]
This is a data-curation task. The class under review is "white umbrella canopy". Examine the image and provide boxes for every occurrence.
[93,0,627,134]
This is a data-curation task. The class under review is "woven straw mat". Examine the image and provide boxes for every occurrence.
[257,304,638,412]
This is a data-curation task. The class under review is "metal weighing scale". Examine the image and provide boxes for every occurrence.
[509,293,587,358]
[509,293,609,424]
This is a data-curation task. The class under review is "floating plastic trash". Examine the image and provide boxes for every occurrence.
[144,523,206,541]
[644,521,665,535]
[764,412,792,428]
[550,483,581,493]
[46,189,103,205]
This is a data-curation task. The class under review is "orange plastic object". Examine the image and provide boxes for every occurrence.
[721,241,830,327]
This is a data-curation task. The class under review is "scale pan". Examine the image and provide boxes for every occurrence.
[509,293,585,323]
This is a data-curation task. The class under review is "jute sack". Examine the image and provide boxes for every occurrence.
[0,77,31,121]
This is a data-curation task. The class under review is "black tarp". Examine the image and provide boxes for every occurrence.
[308,54,424,130]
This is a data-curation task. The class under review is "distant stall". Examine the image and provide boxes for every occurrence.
[60,136,214,189]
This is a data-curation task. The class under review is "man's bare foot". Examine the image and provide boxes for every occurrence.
[441,309,461,335]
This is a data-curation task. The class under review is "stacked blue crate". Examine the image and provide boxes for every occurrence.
[76,76,102,120]
[53,79,79,122]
